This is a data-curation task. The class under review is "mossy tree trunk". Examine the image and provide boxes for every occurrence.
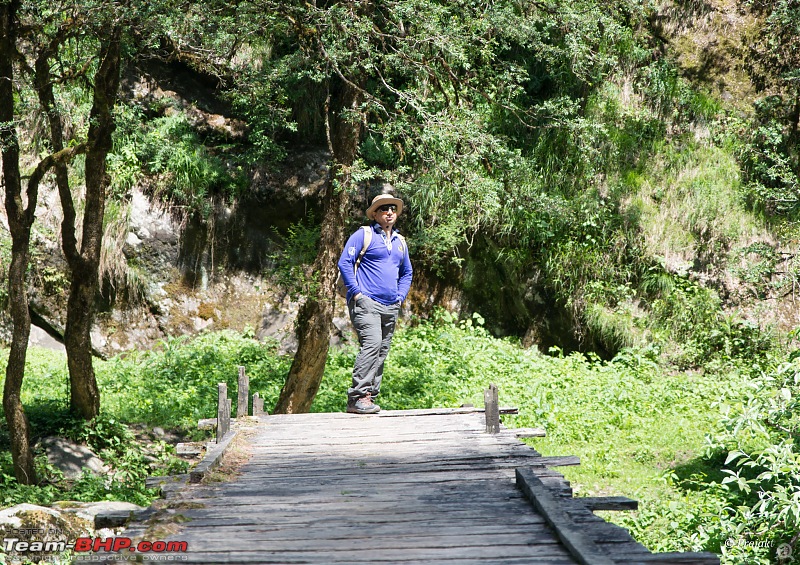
[0,0,37,485]
[60,29,122,420]
[274,79,364,414]
[1,0,84,480]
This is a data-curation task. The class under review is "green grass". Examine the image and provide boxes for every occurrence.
[627,142,765,273]
[0,319,787,563]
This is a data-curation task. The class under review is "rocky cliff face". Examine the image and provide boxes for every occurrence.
[1,56,463,358]
[14,149,344,356]
[16,147,455,357]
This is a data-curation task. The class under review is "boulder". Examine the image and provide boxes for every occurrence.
[53,500,146,528]
[0,504,61,529]
[0,503,93,563]
[39,437,108,480]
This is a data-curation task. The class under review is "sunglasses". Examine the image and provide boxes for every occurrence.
[377,205,397,213]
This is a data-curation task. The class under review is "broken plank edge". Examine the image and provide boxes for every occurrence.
[189,430,238,484]
[197,417,216,430]
[515,467,616,565]
[580,496,638,512]
[514,427,546,438]
[532,455,580,467]
[94,507,157,529]
[374,406,519,417]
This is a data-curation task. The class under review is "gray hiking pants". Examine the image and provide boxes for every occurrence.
[348,295,400,402]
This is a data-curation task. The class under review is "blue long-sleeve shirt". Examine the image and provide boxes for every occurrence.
[337,223,413,305]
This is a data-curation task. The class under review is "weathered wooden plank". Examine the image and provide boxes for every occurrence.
[177,509,548,529]
[137,554,578,565]
[177,513,548,532]
[513,427,547,438]
[242,448,541,462]
[159,532,567,550]
[239,452,542,467]
[624,553,720,564]
[248,425,523,439]
[516,468,615,565]
[237,365,248,418]
[246,430,533,444]
[212,493,528,509]
[247,429,500,444]
[225,469,519,486]
[189,474,524,491]
[532,456,580,467]
[141,543,576,563]
[244,442,541,458]
[485,383,500,433]
[162,506,545,530]
[237,454,554,474]
[244,441,536,455]
[189,430,237,484]
[580,496,639,511]
[101,553,575,565]
[196,488,530,506]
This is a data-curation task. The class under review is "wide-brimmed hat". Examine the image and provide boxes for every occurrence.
[366,193,404,220]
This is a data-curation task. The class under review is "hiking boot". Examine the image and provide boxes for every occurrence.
[347,393,381,414]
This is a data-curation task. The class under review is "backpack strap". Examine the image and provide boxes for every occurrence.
[353,226,372,274]
[395,233,407,257]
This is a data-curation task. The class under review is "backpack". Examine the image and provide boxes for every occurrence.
[335,227,372,298]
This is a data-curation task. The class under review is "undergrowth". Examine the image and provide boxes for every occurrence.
[1,313,796,563]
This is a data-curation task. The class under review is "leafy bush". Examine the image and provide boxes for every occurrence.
[98,331,291,430]
[111,105,246,214]
[267,215,322,299]
[735,97,800,218]
[0,317,788,565]
[0,413,164,508]
[617,352,800,564]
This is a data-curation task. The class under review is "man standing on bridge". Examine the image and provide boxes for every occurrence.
[338,193,413,415]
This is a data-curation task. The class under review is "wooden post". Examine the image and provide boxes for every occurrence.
[253,392,266,416]
[484,383,499,434]
[217,382,230,443]
[237,366,249,418]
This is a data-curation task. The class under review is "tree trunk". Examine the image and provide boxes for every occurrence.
[3,238,35,484]
[65,30,122,420]
[1,0,36,484]
[274,80,364,414]
[34,43,72,223]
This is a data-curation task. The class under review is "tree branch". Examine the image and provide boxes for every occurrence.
[24,143,86,227]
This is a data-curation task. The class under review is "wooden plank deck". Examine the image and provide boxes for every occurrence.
[107,409,720,565]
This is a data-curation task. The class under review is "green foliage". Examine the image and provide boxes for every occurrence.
[111,105,247,214]
[0,412,164,508]
[0,333,287,508]
[267,214,321,299]
[0,315,792,564]
[98,331,291,430]
[734,97,800,217]
[618,351,800,564]
[641,59,722,125]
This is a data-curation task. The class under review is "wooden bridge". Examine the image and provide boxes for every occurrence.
[111,407,720,565]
